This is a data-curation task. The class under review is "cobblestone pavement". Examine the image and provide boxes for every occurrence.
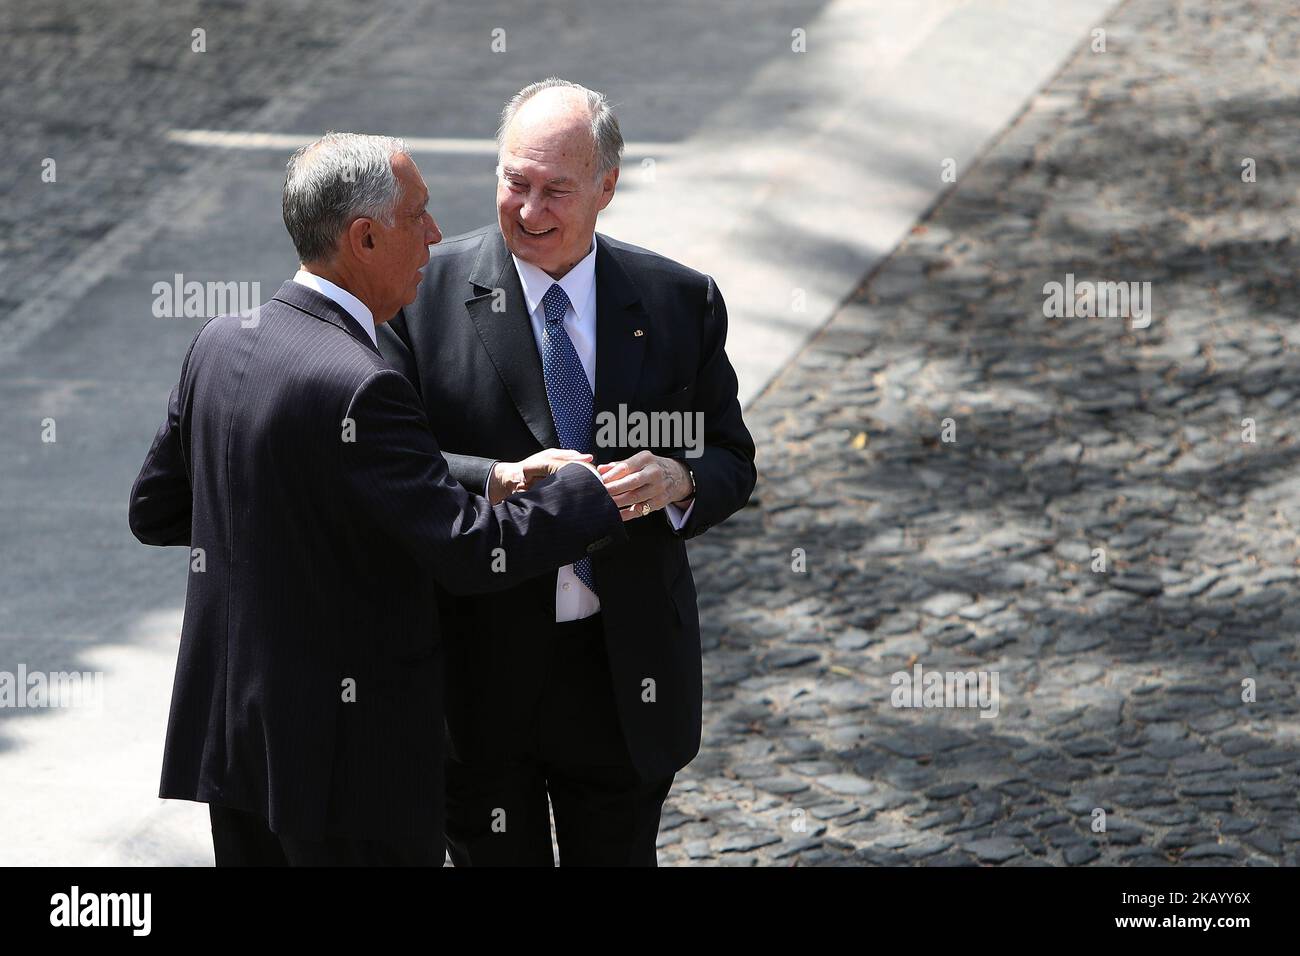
[662,0,1300,866]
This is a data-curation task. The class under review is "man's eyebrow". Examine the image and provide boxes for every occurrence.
[501,166,576,186]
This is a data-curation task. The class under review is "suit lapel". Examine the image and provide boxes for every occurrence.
[592,235,648,463]
[465,231,560,449]
[464,231,648,458]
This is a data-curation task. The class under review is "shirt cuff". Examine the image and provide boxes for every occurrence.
[483,460,498,499]
[664,497,695,531]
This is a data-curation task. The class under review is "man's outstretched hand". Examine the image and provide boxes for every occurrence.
[488,449,594,503]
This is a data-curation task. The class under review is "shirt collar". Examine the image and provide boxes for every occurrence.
[292,269,377,347]
[511,238,597,324]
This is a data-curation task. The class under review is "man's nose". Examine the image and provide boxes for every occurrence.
[427,217,441,245]
[519,192,543,223]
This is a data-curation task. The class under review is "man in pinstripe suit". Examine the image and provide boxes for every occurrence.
[128,132,625,866]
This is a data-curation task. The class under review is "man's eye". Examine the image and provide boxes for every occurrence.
[507,180,526,191]
[548,191,571,198]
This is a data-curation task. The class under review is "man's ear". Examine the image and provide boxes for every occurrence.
[346,217,376,259]
[597,167,618,211]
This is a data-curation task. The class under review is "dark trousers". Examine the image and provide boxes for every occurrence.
[445,613,674,867]
[209,804,444,867]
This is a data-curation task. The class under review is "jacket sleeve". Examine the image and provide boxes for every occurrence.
[378,310,498,494]
[673,275,757,539]
[339,367,625,595]
[128,343,197,547]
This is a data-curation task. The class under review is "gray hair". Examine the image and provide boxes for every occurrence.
[282,131,411,263]
[497,78,624,177]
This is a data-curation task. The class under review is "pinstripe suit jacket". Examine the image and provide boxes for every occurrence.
[129,280,625,840]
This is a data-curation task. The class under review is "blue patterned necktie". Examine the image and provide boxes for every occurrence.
[539,282,597,595]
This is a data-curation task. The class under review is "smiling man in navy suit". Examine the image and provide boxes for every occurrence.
[380,79,757,866]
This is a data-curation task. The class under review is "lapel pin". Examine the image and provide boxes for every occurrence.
[633,329,644,337]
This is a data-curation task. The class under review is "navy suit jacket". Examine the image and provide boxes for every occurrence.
[129,280,625,840]
[380,228,757,781]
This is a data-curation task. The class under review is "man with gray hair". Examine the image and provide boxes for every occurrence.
[129,131,625,865]
[381,79,756,865]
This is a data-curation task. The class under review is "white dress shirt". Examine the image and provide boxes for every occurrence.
[292,269,378,348]
[510,239,695,621]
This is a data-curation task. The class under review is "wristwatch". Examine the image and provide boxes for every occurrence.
[677,462,697,505]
